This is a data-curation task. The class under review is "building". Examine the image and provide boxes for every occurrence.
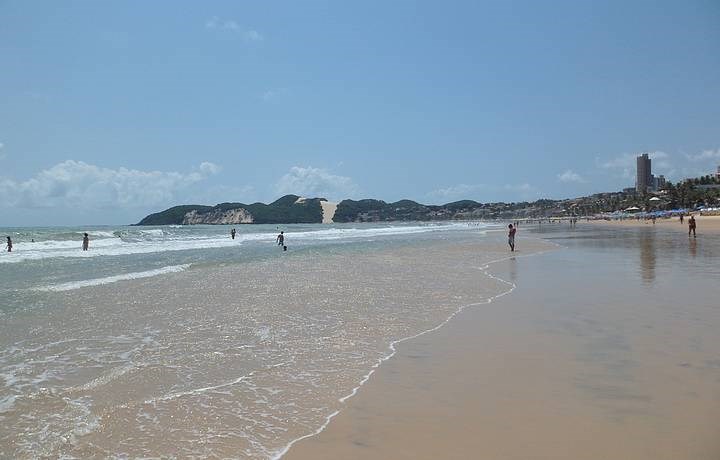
[636,153,653,193]
[654,174,666,190]
[716,165,720,180]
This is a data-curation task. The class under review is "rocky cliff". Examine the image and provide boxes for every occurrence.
[182,208,254,225]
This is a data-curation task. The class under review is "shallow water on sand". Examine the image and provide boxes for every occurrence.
[0,225,515,458]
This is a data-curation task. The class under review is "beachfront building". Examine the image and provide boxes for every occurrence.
[636,153,653,193]
[716,165,720,180]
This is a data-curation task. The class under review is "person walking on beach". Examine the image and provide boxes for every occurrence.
[82,233,89,251]
[6,236,12,252]
[508,224,516,252]
[680,214,684,224]
[688,215,696,238]
[231,228,236,240]
[276,231,284,247]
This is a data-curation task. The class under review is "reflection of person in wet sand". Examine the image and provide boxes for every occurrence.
[688,215,696,237]
[82,233,89,251]
[6,236,12,252]
[508,224,516,252]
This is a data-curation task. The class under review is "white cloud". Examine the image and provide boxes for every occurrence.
[275,166,358,200]
[0,142,4,160]
[0,160,220,209]
[206,17,263,41]
[600,151,673,179]
[428,184,485,200]
[428,182,540,202]
[199,161,221,175]
[244,30,263,42]
[685,148,720,162]
[261,88,288,101]
[557,170,585,183]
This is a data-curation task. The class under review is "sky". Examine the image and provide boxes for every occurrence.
[1,0,719,225]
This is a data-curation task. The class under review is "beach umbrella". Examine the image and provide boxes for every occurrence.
[649,197,661,202]
[625,206,640,212]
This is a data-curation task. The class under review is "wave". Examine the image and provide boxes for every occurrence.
[0,222,496,264]
[35,264,191,292]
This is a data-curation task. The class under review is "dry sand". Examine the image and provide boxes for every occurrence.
[589,214,720,234]
[286,229,720,460]
[321,201,338,224]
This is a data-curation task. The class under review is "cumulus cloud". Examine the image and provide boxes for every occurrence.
[557,170,586,183]
[0,160,221,209]
[0,142,4,160]
[275,166,358,200]
[206,17,263,41]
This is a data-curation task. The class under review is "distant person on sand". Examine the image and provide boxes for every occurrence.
[6,236,12,252]
[688,215,696,238]
[231,228,236,240]
[277,231,284,247]
[680,214,684,224]
[82,233,89,251]
[508,224,516,252]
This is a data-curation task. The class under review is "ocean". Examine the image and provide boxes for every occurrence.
[0,221,503,458]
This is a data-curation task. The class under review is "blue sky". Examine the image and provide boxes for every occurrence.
[1,0,719,225]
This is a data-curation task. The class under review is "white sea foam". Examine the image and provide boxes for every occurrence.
[35,264,191,292]
[0,222,494,264]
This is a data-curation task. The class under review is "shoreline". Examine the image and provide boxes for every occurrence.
[284,227,720,460]
[274,237,556,459]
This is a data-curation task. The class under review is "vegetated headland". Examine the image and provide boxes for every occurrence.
[137,175,720,225]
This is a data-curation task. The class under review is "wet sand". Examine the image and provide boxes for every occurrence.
[286,226,720,460]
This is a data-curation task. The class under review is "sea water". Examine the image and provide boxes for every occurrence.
[0,221,503,458]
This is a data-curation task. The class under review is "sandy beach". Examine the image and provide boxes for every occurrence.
[286,225,720,460]
[588,214,720,234]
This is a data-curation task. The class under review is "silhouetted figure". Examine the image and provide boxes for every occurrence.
[283,245,287,252]
[508,224,516,252]
[680,214,684,224]
[231,228,236,240]
[277,231,284,246]
[688,215,696,238]
[6,236,12,252]
[82,233,89,251]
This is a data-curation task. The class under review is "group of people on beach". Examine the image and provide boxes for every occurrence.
[229,228,288,252]
[5,233,91,253]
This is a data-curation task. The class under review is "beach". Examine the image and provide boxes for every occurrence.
[588,214,720,235]
[0,222,515,457]
[286,224,720,460]
[1,223,719,458]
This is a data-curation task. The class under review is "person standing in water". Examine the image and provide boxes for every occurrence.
[508,224,516,252]
[82,233,89,251]
[688,215,696,238]
[276,231,284,247]
[6,236,12,252]
[231,228,236,240]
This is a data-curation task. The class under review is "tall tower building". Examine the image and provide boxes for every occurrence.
[636,153,652,193]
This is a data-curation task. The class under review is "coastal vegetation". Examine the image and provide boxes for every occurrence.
[137,175,720,225]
